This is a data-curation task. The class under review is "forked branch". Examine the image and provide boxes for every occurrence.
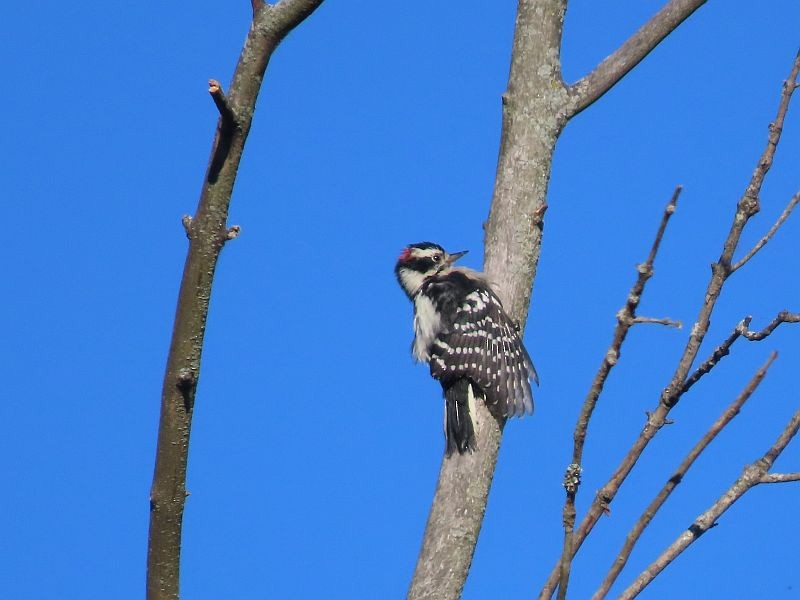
[679,311,800,397]
[732,192,800,271]
[566,0,708,118]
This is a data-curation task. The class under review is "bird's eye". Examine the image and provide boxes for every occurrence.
[432,253,442,263]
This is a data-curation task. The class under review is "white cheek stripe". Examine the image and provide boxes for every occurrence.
[398,268,427,297]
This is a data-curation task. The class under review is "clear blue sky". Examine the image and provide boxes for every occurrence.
[3,1,799,598]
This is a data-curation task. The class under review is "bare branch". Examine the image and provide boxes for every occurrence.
[760,472,800,484]
[556,187,681,599]
[738,55,800,219]
[732,192,800,271]
[593,353,777,599]
[679,311,799,396]
[542,50,800,599]
[740,310,800,341]
[147,2,324,599]
[566,0,707,118]
[678,317,750,395]
[632,316,683,328]
[619,407,800,599]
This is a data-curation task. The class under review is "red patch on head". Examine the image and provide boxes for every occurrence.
[397,247,413,262]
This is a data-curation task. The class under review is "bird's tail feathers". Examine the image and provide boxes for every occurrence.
[444,379,477,456]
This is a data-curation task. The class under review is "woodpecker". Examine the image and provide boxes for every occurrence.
[395,242,537,455]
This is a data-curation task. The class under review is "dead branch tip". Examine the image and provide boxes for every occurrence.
[182,215,193,239]
[226,225,241,241]
[208,79,238,126]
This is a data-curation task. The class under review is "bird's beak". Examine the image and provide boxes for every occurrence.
[446,250,468,265]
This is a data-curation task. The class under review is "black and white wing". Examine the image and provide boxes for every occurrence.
[428,280,536,418]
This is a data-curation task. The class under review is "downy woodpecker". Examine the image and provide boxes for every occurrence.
[395,242,537,455]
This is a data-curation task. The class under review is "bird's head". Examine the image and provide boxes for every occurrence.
[394,242,468,298]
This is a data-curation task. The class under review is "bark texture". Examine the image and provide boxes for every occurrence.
[407,412,504,600]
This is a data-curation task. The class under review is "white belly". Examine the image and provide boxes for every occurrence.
[412,295,441,362]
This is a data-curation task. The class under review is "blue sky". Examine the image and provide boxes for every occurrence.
[3,1,799,598]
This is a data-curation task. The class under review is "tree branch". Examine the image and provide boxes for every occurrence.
[557,187,681,600]
[407,1,568,598]
[732,192,800,272]
[739,310,800,341]
[760,472,800,484]
[737,53,800,219]
[619,407,800,599]
[593,353,777,599]
[406,416,505,600]
[677,318,750,395]
[679,311,800,397]
[146,2,324,599]
[566,0,707,118]
[632,316,683,328]
[541,49,800,599]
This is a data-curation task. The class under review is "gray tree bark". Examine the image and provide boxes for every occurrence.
[407,1,707,598]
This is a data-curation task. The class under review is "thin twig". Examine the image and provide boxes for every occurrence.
[677,317,750,395]
[632,316,683,328]
[732,192,800,272]
[541,49,800,599]
[679,311,800,397]
[740,310,800,341]
[760,472,800,484]
[619,407,800,599]
[566,0,707,118]
[593,353,777,599]
[556,187,681,600]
